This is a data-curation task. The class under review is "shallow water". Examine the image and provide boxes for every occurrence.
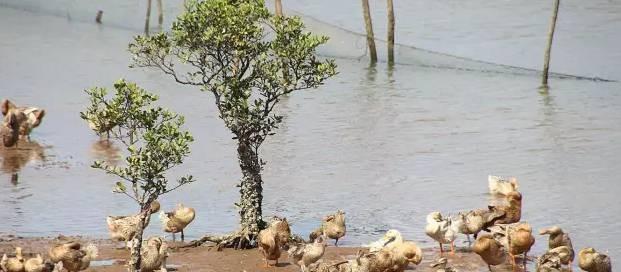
[0,2,620,269]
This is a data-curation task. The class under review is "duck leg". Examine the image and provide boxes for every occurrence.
[181,230,185,242]
[466,234,472,246]
[450,241,455,255]
[439,242,444,254]
[488,264,493,272]
[522,252,527,269]
[172,233,176,242]
[335,238,339,247]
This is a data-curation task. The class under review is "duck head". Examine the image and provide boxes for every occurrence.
[427,212,443,223]
[539,226,562,235]
[379,229,402,247]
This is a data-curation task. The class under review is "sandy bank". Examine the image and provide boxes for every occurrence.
[0,234,522,271]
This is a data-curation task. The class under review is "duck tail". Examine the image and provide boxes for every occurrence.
[85,244,99,260]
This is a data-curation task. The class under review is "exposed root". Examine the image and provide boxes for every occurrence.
[178,230,257,250]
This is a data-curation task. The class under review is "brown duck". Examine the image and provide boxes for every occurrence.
[491,191,522,224]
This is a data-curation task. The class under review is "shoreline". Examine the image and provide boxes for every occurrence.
[0,234,514,271]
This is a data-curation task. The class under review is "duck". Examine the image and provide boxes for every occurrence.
[48,241,98,272]
[1,99,45,140]
[140,236,168,272]
[578,248,611,272]
[491,191,522,224]
[1,110,24,147]
[81,110,117,140]
[389,241,423,271]
[488,175,519,195]
[257,223,284,267]
[288,235,327,272]
[430,257,458,272]
[325,249,380,272]
[492,222,535,269]
[540,226,574,266]
[472,234,506,271]
[425,212,462,254]
[364,229,404,253]
[159,203,196,242]
[268,216,292,246]
[309,210,346,246]
[107,200,161,248]
[24,254,55,272]
[1,247,25,272]
[547,246,574,267]
[457,206,506,245]
[536,250,569,272]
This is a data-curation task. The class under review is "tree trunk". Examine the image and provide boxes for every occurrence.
[128,209,148,272]
[361,0,377,63]
[275,0,283,17]
[144,0,152,35]
[387,0,395,65]
[235,139,264,247]
[541,0,560,87]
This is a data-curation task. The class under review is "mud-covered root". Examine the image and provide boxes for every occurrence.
[179,229,257,250]
[307,260,350,272]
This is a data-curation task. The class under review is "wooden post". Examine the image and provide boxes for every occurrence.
[275,0,283,17]
[157,0,163,26]
[95,10,103,24]
[541,0,560,87]
[387,0,395,64]
[361,0,377,63]
[144,0,152,35]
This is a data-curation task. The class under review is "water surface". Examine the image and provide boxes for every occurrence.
[0,3,620,269]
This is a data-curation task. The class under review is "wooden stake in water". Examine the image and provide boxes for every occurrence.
[95,10,103,24]
[387,0,395,65]
[361,0,378,63]
[157,0,164,26]
[275,0,283,17]
[541,0,560,87]
[144,0,152,35]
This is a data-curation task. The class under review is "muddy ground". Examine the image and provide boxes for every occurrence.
[0,234,525,272]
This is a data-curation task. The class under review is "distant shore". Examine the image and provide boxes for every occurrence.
[0,234,517,271]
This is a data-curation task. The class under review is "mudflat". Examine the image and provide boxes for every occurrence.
[0,235,519,271]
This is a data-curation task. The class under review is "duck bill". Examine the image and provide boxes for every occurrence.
[538,228,551,235]
[381,236,396,247]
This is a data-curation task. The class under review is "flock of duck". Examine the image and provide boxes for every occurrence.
[0,98,614,272]
[0,200,196,272]
[248,176,612,272]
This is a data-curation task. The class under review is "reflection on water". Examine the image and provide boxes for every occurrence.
[0,4,620,269]
[0,140,46,183]
[90,140,121,166]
